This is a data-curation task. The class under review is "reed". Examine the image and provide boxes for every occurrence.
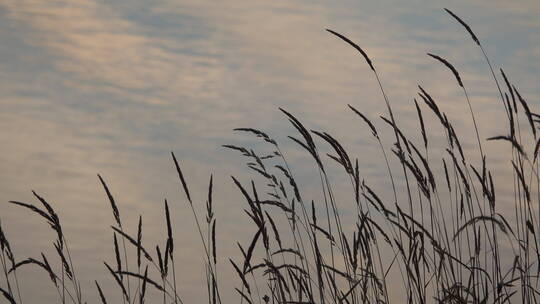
[1,8,539,304]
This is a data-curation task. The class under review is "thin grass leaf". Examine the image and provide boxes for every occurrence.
[7,201,53,225]
[444,8,480,45]
[98,174,122,227]
[326,29,374,70]
[164,199,174,255]
[0,287,15,304]
[514,85,536,138]
[104,262,128,300]
[349,104,378,138]
[139,266,149,304]
[428,53,463,87]
[111,226,153,262]
[117,270,165,292]
[113,233,122,275]
[454,216,508,240]
[95,281,108,304]
[230,259,250,294]
[171,151,192,204]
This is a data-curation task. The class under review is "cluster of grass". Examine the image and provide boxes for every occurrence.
[1,8,540,304]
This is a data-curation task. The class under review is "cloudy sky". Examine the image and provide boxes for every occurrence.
[0,0,539,302]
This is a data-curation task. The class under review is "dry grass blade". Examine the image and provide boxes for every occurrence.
[321,264,352,281]
[512,161,530,202]
[258,200,292,213]
[534,137,540,162]
[234,128,277,145]
[380,116,411,153]
[471,166,494,207]
[9,257,56,282]
[279,108,322,168]
[111,226,153,262]
[339,280,361,302]
[98,174,122,228]
[513,85,536,138]
[156,246,164,276]
[164,241,170,276]
[41,253,57,286]
[54,242,72,279]
[139,266,149,304]
[312,130,353,174]
[243,261,265,275]
[349,104,378,138]
[104,262,128,299]
[310,223,335,244]
[442,158,451,192]
[164,199,174,256]
[500,69,516,108]
[243,228,262,273]
[222,144,250,156]
[117,270,165,292]
[272,248,302,259]
[453,216,508,241]
[235,287,253,304]
[0,221,13,260]
[0,287,16,304]
[206,175,214,223]
[414,99,428,148]
[444,8,480,45]
[171,151,192,204]
[487,135,525,156]
[410,140,435,189]
[95,281,108,304]
[428,53,463,87]
[113,233,122,274]
[31,191,59,225]
[230,259,250,294]
[212,220,217,265]
[137,216,142,268]
[326,29,374,70]
[7,200,54,225]
[265,211,282,248]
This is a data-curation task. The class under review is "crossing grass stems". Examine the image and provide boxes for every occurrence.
[2,8,540,304]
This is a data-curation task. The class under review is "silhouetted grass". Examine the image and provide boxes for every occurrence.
[1,8,539,304]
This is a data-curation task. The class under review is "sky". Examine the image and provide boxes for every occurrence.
[0,0,539,303]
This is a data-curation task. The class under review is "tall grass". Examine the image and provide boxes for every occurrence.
[1,8,540,304]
